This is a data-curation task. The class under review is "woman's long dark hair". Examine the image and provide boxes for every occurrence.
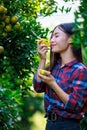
[49,46,83,71]
[72,46,83,62]
[47,25,83,71]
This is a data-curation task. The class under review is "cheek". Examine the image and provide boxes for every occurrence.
[56,38,69,50]
[57,37,67,47]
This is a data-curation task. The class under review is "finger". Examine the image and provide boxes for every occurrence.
[38,46,48,54]
[45,71,51,76]
[37,44,47,51]
[39,44,47,50]
[40,44,47,47]
[41,47,48,52]
[37,41,47,47]
[38,71,50,80]
[37,39,43,44]
[38,48,48,55]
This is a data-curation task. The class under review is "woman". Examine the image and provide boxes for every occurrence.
[33,23,87,130]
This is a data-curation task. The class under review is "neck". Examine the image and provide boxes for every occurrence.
[60,47,75,67]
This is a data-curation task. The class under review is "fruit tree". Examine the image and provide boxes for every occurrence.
[0,0,57,129]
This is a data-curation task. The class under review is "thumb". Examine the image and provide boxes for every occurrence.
[46,70,51,76]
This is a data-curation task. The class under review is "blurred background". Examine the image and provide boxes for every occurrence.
[0,0,87,130]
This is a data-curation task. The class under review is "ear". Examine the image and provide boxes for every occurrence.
[68,37,72,44]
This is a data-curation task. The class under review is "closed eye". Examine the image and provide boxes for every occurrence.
[55,35,59,37]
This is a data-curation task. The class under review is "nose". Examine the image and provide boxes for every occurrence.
[50,37,55,44]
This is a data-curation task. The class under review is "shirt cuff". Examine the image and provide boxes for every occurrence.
[64,94,77,111]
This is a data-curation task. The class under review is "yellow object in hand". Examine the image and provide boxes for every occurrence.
[40,39,50,47]
[39,69,47,76]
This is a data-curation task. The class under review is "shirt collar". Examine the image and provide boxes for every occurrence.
[59,58,78,68]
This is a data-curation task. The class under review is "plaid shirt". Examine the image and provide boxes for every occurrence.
[33,59,87,120]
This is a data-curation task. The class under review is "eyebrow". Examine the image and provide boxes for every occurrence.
[51,29,60,38]
[53,32,60,35]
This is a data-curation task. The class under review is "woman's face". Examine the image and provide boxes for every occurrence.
[50,26,71,53]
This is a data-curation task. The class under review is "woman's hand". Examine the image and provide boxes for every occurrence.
[38,69,56,88]
[38,69,69,104]
[37,40,48,60]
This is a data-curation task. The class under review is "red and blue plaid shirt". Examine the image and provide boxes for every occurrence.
[33,59,87,120]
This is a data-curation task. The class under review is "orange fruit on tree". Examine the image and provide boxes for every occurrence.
[5,16,10,24]
[1,22,5,28]
[0,5,5,13]
[14,22,21,31]
[0,46,4,53]
[11,15,18,24]
[5,24,12,32]
[3,7,7,14]
[2,32,8,38]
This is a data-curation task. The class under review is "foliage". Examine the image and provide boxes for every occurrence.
[73,0,87,129]
[0,0,57,129]
[0,85,22,130]
[73,0,87,65]
[19,92,44,130]
[80,111,87,130]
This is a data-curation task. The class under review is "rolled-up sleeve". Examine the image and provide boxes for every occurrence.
[33,73,46,93]
[64,68,87,112]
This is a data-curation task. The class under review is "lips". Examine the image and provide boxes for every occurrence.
[51,44,56,48]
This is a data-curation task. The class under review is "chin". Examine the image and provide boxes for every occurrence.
[52,49,59,53]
